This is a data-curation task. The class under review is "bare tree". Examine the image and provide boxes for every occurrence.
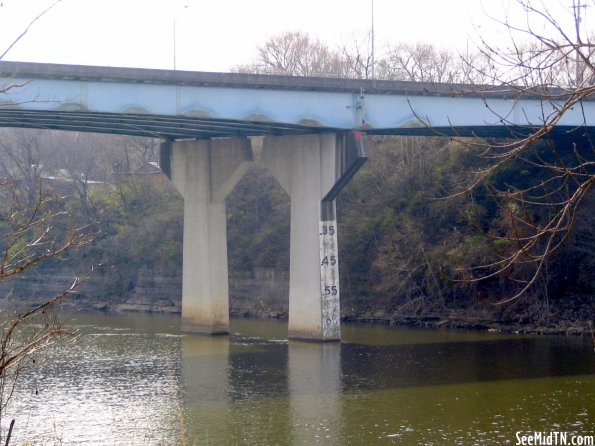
[0,0,62,60]
[0,130,101,220]
[0,3,92,442]
[341,33,375,79]
[0,130,49,209]
[234,31,351,77]
[472,1,594,88]
[0,175,91,442]
[375,41,499,84]
[49,132,109,219]
[235,30,498,85]
[377,42,460,83]
[451,0,594,303]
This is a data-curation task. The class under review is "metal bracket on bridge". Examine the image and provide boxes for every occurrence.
[159,141,173,180]
[321,131,368,204]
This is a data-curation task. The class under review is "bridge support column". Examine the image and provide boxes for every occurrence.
[160,137,253,334]
[262,132,366,341]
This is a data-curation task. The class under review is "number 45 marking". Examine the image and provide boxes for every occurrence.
[321,256,337,266]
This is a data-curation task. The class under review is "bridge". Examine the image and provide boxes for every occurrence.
[1,61,593,341]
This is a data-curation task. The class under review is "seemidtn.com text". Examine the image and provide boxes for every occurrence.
[516,432,594,446]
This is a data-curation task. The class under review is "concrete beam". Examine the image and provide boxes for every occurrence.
[3,62,595,140]
[160,137,253,334]
[262,132,367,341]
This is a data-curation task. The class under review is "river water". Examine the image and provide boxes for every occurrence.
[5,313,593,445]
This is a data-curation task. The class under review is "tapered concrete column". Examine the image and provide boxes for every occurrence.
[262,132,366,341]
[160,137,253,334]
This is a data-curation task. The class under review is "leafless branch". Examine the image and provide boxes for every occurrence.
[0,0,62,60]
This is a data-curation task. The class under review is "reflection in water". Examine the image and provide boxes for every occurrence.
[288,342,341,445]
[181,335,230,444]
[7,313,183,445]
[4,313,593,445]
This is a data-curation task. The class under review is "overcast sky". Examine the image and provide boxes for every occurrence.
[0,0,591,72]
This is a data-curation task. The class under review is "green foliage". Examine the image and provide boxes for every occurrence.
[226,164,290,271]
[92,178,183,274]
[4,130,588,315]
[40,176,184,298]
[331,136,593,312]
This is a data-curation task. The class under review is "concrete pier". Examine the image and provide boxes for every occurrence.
[263,133,366,341]
[160,133,364,341]
[160,137,253,334]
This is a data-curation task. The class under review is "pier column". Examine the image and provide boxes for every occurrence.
[160,137,253,334]
[262,132,366,341]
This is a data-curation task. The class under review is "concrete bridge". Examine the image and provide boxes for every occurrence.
[1,61,593,341]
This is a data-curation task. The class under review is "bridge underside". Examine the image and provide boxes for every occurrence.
[0,109,593,140]
[0,109,321,139]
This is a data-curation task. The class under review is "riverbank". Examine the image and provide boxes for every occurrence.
[10,294,595,337]
[97,296,592,337]
[343,304,592,336]
[1,266,591,336]
[231,290,593,336]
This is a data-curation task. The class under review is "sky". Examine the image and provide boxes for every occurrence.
[0,0,592,72]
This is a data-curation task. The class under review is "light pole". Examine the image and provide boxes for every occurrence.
[571,0,587,85]
[173,4,188,70]
[371,0,375,79]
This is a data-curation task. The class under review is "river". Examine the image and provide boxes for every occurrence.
[5,313,593,445]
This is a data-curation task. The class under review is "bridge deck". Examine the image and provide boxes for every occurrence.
[0,61,593,140]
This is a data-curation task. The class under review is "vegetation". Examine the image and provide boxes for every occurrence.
[0,123,587,331]
[0,129,183,302]
[0,0,588,442]
[0,151,90,443]
[0,1,591,336]
[231,0,594,329]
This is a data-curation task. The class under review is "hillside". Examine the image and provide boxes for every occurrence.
[0,130,591,334]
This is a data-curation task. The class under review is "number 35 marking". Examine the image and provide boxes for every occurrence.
[320,225,335,236]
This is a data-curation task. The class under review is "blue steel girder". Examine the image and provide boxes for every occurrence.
[0,61,594,140]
